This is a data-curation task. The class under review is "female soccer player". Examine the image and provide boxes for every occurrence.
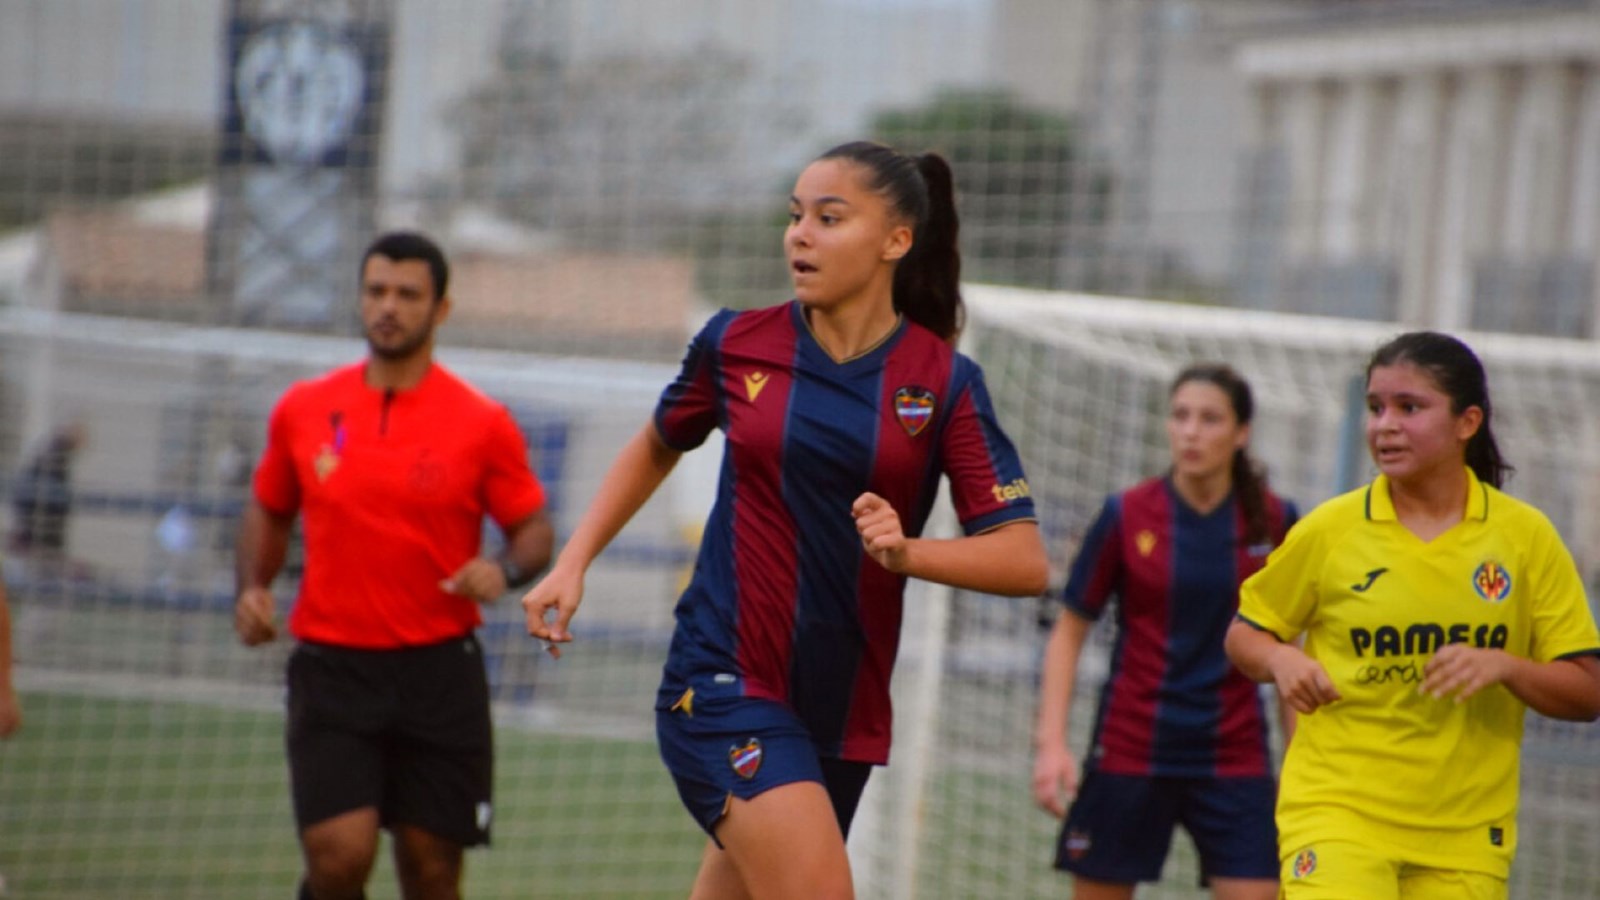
[521,141,1048,900]
[1225,331,1600,899]
[1033,364,1294,900]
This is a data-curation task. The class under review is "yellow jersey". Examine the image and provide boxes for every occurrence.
[1238,468,1600,876]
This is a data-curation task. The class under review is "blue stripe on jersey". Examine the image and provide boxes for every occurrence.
[1150,490,1240,770]
[782,336,885,754]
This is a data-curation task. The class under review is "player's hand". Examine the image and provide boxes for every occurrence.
[1031,742,1079,819]
[233,586,278,646]
[441,557,508,603]
[0,684,20,738]
[1421,645,1514,703]
[853,492,909,574]
[521,565,584,659]
[1268,643,1341,713]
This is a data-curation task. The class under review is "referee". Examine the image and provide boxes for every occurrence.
[235,231,552,900]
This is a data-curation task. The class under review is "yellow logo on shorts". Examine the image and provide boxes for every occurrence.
[670,687,694,717]
[1292,848,1318,879]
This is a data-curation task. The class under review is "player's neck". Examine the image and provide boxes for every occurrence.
[364,350,434,391]
[804,293,899,363]
[1386,466,1468,540]
[1171,469,1230,515]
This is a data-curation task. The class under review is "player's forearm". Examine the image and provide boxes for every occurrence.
[1034,610,1090,751]
[900,521,1047,596]
[552,423,681,573]
[0,588,13,691]
[235,501,293,591]
[1225,618,1284,684]
[1502,654,1600,721]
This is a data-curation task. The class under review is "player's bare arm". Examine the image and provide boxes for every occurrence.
[852,492,1047,596]
[1225,619,1341,713]
[234,500,294,645]
[1032,609,1092,818]
[0,580,19,738]
[1423,647,1600,720]
[522,423,681,656]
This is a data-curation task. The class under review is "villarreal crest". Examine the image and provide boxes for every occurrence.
[894,386,936,437]
[1473,560,1512,603]
[728,738,763,780]
[1292,848,1317,878]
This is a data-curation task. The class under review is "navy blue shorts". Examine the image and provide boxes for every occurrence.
[1054,771,1278,884]
[656,686,872,845]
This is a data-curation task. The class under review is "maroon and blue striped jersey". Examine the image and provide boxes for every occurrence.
[1062,476,1298,777]
[654,302,1036,764]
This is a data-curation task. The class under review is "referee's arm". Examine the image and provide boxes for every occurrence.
[234,500,294,645]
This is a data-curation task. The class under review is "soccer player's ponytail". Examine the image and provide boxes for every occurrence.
[1367,331,1512,489]
[1171,364,1271,546]
[816,141,965,345]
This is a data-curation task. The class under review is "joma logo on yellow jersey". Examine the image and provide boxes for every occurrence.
[1350,622,1509,658]
[990,478,1031,503]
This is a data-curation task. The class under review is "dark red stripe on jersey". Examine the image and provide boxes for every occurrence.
[1098,483,1172,774]
[721,309,803,702]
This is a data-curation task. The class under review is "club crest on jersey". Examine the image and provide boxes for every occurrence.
[1135,529,1157,558]
[893,386,936,436]
[1292,848,1317,879]
[1472,560,1512,603]
[743,371,770,402]
[729,738,763,779]
[315,411,346,483]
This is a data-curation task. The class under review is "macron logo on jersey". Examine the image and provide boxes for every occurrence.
[743,371,770,402]
[1351,568,1388,592]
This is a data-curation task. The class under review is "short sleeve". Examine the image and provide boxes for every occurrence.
[1279,499,1301,540]
[1060,494,1123,620]
[1237,509,1325,642]
[482,405,546,528]
[251,395,301,515]
[940,359,1035,535]
[653,310,734,452]
[1525,515,1600,663]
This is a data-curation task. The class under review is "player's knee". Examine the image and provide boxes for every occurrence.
[301,834,377,894]
[392,828,463,895]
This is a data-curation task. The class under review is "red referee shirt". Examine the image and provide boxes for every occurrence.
[253,362,545,648]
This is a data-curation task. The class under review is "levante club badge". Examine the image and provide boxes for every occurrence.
[729,738,764,780]
[894,386,936,437]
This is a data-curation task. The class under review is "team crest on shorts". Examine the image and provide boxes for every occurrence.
[1064,828,1092,860]
[729,738,763,779]
[1472,560,1512,603]
[893,386,936,437]
[1292,848,1318,879]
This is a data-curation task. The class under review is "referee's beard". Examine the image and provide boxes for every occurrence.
[366,321,434,362]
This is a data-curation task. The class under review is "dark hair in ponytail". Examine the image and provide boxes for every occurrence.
[1366,331,1511,488]
[1171,363,1271,545]
[816,141,965,344]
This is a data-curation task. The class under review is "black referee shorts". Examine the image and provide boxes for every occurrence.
[286,633,494,847]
